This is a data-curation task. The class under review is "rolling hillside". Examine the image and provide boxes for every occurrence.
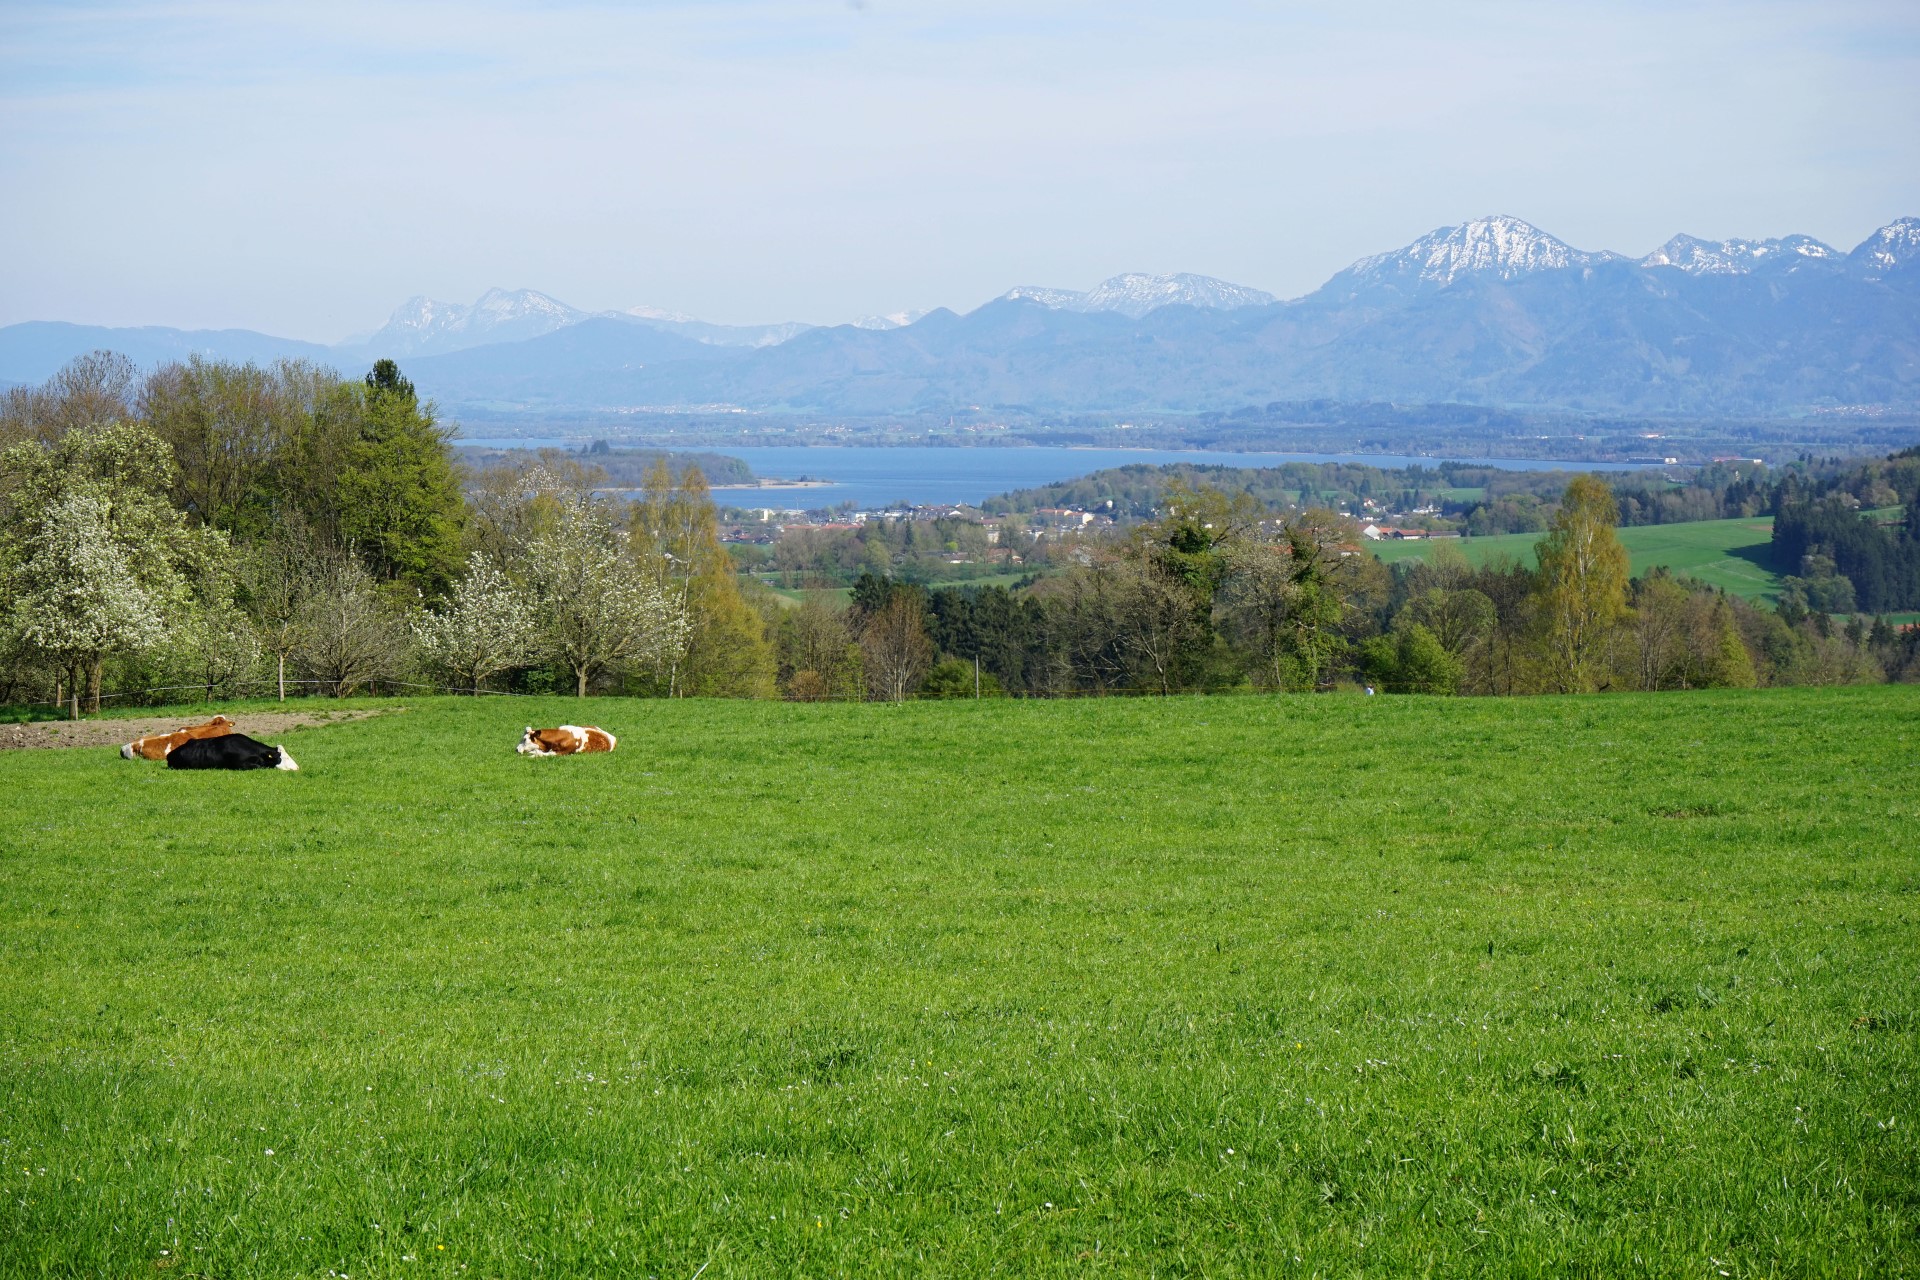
[1371,515,1783,600]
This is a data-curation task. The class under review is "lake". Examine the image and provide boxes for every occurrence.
[452,441,1647,511]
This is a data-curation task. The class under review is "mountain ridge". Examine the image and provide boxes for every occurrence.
[5,215,1916,415]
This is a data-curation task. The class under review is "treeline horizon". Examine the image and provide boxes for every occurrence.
[2,351,1916,718]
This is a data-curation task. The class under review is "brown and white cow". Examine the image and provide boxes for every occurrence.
[516,724,617,757]
[121,715,236,761]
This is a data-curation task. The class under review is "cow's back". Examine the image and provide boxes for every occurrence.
[166,732,281,771]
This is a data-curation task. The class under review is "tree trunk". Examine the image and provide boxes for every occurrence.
[88,660,103,715]
[577,666,589,698]
[277,653,286,702]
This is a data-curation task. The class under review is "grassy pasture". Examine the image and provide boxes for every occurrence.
[1371,516,1783,601]
[2,691,1917,1277]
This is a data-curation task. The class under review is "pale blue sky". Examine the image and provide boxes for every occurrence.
[3,0,1916,340]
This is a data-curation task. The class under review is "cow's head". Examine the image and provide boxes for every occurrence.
[274,745,299,772]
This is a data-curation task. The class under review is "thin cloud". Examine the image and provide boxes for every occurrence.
[1,0,1915,337]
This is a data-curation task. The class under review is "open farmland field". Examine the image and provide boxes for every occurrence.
[2,691,1917,1277]
[1372,516,1783,601]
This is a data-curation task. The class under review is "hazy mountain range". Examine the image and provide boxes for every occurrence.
[5,215,1916,416]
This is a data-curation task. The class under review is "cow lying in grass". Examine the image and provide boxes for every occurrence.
[516,725,617,757]
[121,715,235,760]
[165,732,298,772]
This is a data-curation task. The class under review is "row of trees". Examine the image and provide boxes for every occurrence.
[0,354,778,714]
[3,352,1914,712]
[776,476,1911,700]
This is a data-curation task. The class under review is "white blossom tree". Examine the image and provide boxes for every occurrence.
[2,422,196,712]
[11,493,165,718]
[527,497,686,697]
[414,553,538,693]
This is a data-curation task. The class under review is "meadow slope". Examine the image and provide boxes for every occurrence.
[1,691,1916,1277]
[1369,516,1783,601]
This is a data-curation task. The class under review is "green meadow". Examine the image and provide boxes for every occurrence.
[1371,516,1783,602]
[2,691,1916,1277]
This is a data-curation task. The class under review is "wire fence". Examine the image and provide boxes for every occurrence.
[7,676,555,714]
[8,675,1323,718]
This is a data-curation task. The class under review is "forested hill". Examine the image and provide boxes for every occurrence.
[1770,446,1920,613]
[984,458,1786,534]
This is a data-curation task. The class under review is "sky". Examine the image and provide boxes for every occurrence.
[3,0,1918,341]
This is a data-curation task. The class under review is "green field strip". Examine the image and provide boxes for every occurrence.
[1371,515,1784,601]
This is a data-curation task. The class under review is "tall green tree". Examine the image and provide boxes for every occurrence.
[630,462,776,697]
[777,593,864,701]
[1275,516,1351,691]
[332,361,465,593]
[140,356,302,539]
[1535,475,1630,692]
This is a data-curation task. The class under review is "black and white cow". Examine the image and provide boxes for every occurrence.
[165,732,299,772]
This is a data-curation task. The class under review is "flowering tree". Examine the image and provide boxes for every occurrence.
[414,553,538,693]
[527,497,686,697]
[1,422,205,712]
[11,493,165,717]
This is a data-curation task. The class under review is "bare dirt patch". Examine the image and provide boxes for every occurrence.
[0,708,398,752]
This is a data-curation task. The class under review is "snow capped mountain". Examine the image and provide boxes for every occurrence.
[356,290,816,355]
[1343,215,1609,287]
[362,288,588,357]
[852,309,931,330]
[1850,217,1920,275]
[998,273,1275,318]
[622,304,699,324]
[1339,215,1908,290]
[1000,286,1087,309]
[1640,233,1839,274]
[1082,273,1277,317]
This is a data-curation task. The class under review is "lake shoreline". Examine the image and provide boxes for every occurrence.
[453,440,1657,511]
